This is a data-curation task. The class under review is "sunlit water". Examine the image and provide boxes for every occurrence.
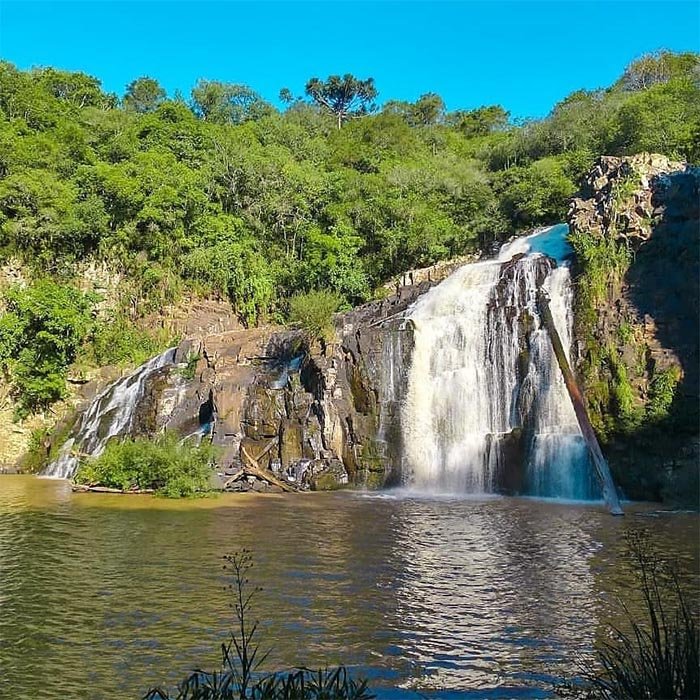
[402,225,596,499]
[0,476,697,699]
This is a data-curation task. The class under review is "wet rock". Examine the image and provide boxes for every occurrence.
[50,252,463,487]
[279,419,304,468]
[568,154,699,504]
[244,385,283,440]
[310,459,349,491]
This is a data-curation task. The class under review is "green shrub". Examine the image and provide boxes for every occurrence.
[0,280,95,416]
[647,366,681,421]
[18,418,75,473]
[617,321,634,345]
[288,290,342,343]
[74,433,217,497]
[182,242,277,327]
[85,315,174,368]
[177,351,200,380]
[18,426,52,473]
[606,348,644,432]
[569,231,631,309]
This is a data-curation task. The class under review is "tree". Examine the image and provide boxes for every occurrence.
[288,289,342,343]
[305,74,377,129]
[449,105,509,137]
[410,93,445,126]
[619,50,699,91]
[191,79,272,124]
[616,79,700,160]
[123,76,166,113]
[383,93,445,126]
[183,239,277,326]
[0,280,95,415]
[35,67,114,109]
[496,156,576,227]
[279,87,294,104]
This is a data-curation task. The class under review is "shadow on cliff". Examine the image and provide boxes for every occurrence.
[611,166,699,504]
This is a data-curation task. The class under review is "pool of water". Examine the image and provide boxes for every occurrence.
[0,476,697,699]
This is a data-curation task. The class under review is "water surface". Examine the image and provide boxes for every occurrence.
[0,476,697,699]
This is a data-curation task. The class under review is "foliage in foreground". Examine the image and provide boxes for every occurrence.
[559,531,699,699]
[144,551,374,700]
[74,433,217,497]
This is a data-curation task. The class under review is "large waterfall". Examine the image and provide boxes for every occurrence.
[42,349,175,479]
[401,225,598,499]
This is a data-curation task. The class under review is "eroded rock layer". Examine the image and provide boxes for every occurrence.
[113,273,454,490]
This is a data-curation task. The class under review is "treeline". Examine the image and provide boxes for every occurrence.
[0,51,698,415]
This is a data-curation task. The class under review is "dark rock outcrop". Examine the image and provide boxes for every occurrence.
[568,154,699,504]
[128,266,463,490]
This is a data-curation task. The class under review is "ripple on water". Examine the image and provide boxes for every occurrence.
[0,475,697,700]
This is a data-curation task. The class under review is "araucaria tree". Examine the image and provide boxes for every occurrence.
[305,74,377,128]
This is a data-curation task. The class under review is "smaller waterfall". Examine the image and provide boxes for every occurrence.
[42,349,176,479]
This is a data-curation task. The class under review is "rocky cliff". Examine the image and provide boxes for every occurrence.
[92,261,467,491]
[568,153,699,504]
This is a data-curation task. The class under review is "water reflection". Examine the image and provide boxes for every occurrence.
[0,477,697,700]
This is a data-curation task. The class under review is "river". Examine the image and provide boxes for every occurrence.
[0,476,697,699]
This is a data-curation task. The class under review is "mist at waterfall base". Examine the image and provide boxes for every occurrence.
[401,224,601,502]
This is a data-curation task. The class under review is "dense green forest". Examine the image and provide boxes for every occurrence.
[0,51,698,415]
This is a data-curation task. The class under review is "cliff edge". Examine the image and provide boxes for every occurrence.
[568,153,699,505]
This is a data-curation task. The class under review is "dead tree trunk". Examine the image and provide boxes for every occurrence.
[240,445,296,493]
[538,290,623,516]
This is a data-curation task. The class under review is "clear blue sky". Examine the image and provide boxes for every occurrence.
[0,1,698,118]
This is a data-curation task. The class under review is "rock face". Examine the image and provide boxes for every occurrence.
[121,237,587,496]
[568,154,699,504]
[569,153,689,247]
[125,268,461,490]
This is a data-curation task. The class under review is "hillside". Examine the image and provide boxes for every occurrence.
[0,50,698,467]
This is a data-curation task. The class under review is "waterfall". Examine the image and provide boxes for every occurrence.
[401,225,598,499]
[42,348,176,479]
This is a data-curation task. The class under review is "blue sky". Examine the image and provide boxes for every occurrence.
[0,1,698,118]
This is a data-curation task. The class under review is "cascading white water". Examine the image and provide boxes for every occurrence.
[42,348,176,479]
[523,267,591,498]
[401,225,598,499]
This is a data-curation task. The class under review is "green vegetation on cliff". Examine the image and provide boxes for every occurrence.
[568,153,699,504]
[288,289,343,344]
[0,50,698,416]
[0,279,95,416]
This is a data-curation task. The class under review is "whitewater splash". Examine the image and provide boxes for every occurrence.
[401,224,597,499]
[42,349,176,479]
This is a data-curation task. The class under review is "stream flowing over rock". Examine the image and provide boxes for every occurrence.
[402,226,595,498]
[43,349,176,479]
